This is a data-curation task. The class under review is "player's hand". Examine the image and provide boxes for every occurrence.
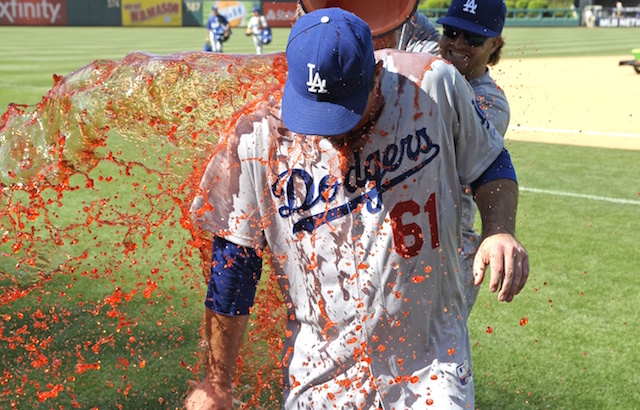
[473,233,529,302]
[184,377,233,410]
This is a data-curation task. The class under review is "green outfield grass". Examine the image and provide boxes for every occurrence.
[1,25,640,109]
[472,140,640,408]
[1,24,640,409]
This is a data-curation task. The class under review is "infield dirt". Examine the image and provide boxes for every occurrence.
[493,55,640,151]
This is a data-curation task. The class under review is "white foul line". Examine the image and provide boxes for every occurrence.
[509,126,640,140]
[520,187,640,206]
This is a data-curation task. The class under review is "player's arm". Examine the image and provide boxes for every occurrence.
[470,149,529,302]
[185,236,263,410]
[403,12,441,53]
[185,311,249,410]
[222,16,231,32]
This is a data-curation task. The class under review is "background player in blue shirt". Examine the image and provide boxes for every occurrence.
[205,6,230,53]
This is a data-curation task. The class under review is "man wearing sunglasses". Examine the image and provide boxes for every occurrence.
[405,0,509,134]
[298,0,513,323]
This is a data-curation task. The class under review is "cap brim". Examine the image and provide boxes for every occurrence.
[436,16,500,37]
[300,0,418,37]
[282,79,369,136]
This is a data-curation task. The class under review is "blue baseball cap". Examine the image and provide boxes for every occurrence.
[436,0,507,37]
[252,6,260,13]
[282,8,375,136]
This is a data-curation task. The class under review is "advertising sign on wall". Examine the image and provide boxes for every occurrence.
[202,1,254,27]
[597,16,640,26]
[0,0,67,25]
[263,1,296,28]
[122,0,182,26]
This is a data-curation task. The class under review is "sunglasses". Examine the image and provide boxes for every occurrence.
[442,25,488,47]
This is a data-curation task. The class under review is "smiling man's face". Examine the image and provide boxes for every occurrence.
[439,33,502,80]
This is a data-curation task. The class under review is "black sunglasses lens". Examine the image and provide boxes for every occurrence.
[443,26,459,39]
[443,25,487,47]
[465,33,487,47]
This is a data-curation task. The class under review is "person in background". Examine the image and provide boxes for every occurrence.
[205,6,231,53]
[246,6,270,55]
[185,7,528,409]
[298,0,512,318]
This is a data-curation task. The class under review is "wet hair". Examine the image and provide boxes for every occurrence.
[488,37,504,66]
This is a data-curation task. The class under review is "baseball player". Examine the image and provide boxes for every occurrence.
[205,6,231,53]
[186,8,528,410]
[299,0,511,316]
[245,7,270,55]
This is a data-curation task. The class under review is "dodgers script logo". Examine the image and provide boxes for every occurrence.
[271,127,440,233]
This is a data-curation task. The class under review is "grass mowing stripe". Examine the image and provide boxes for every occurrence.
[501,27,640,58]
[520,187,640,205]
[511,125,640,139]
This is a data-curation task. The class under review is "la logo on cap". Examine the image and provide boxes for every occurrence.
[306,63,328,94]
[463,0,478,14]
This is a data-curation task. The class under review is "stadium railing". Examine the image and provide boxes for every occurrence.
[418,8,581,27]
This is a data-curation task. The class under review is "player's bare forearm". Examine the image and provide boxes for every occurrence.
[196,229,214,280]
[185,228,249,409]
[185,309,250,409]
[204,309,248,386]
[473,179,529,302]
[473,178,518,238]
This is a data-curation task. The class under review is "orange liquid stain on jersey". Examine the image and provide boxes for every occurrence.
[1,52,289,407]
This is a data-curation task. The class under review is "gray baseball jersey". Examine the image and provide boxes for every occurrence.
[192,50,503,409]
[402,13,511,313]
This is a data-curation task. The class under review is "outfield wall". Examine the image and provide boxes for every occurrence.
[0,0,297,27]
[419,7,582,27]
[0,0,635,28]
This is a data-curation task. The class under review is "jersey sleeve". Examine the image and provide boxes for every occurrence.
[422,60,504,185]
[478,91,509,137]
[190,116,268,249]
[470,73,510,137]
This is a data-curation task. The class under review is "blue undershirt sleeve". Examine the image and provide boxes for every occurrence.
[204,236,262,316]
[470,148,517,194]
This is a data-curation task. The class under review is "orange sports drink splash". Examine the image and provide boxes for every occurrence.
[1,51,288,408]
